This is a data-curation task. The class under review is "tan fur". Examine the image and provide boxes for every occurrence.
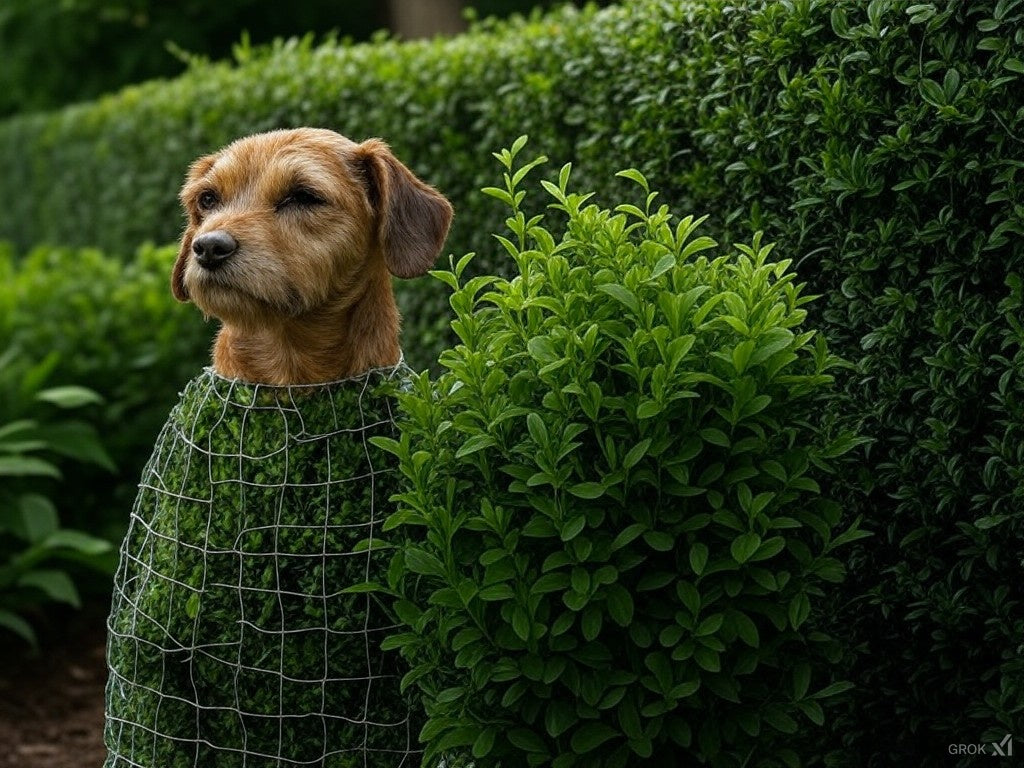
[172,128,453,385]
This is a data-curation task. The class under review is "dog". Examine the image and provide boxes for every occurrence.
[171,127,453,384]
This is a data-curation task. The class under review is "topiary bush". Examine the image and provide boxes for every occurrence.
[105,363,418,768]
[374,144,868,767]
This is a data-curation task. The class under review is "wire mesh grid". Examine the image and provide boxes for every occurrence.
[104,360,419,768]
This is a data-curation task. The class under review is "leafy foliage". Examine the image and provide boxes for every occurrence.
[0,242,212,540]
[105,366,414,767]
[657,1,1024,760]
[2,0,1021,753]
[0,346,114,646]
[374,146,867,767]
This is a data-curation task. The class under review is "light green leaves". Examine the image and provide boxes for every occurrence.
[385,140,847,768]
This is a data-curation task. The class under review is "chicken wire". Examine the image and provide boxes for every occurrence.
[104,360,418,768]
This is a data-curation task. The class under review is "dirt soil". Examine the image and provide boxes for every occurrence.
[0,606,108,768]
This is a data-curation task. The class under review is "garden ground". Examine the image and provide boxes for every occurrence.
[0,607,107,767]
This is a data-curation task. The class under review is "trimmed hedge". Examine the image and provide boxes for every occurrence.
[2,0,1022,760]
[664,2,1024,762]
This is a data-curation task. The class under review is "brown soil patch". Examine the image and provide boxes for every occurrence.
[0,606,108,768]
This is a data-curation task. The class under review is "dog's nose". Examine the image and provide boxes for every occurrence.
[192,230,238,269]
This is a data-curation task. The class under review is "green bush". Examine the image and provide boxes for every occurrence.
[0,242,212,539]
[0,345,115,646]
[374,148,867,767]
[105,365,415,768]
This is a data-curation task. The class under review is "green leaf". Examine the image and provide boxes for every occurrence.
[693,647,720,672]
[689,543,708,575]
[733,611,760,648]
[0,456,61,478]
[763,707,798,734]
[403,547,446,578]
[33,421,115,471]
[17,569,80,607]
[185,591,200,620]
[810,681,855,700]
[19,493,59,542]
[41,529,111,555]
[623,438,651,469]
[544,701,576,739]
[788,593,811,630]
[611,523,646,552]
[636,400,662,420]
[508,728,548,754]
[473,727,497,758]
[0,609,36,646]
[597,283,640,315]
[730,531,762,564]
[606,584,634,626]
[35,385,103,408]
[527,412,549,446]
[568,482,605,499]
[792,662,811,700]
[455,433,497,458]
[616,168,650,193]
[695,613,724,636]
[527,335,559,364]
[570,722,619,754]
[676,581,701,615]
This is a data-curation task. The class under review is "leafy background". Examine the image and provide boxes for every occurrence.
[1,0,1021,765]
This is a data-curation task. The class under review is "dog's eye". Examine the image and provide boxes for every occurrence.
[197,190,220,211]
[278,188,325,210]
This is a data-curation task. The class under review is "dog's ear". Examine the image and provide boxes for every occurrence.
[171,232,192,302]
[353,139,453,279]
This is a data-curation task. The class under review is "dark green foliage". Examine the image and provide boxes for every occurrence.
[374,149,866,767]
[653,1,1024,760]
[0,346,114,646]
[0,0,388,118]
[105,365,416,767]
[0,243,212,540]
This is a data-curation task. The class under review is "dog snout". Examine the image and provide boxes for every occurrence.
[192,230,238,270]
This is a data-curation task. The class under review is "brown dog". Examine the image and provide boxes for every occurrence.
[172,128,453,385]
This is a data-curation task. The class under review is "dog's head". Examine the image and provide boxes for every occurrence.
[172,128,453,325]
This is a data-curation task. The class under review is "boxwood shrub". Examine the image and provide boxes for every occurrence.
[374,147,867,767]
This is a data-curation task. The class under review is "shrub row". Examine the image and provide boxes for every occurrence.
[2,0,1022,759]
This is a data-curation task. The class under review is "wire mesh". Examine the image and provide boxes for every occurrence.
[104,360,418,768]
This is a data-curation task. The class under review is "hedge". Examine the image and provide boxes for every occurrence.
[2,0,1022,761]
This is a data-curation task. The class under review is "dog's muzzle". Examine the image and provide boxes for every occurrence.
[193,230,238,270]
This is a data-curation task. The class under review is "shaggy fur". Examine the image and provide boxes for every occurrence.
[172,128,453,385]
